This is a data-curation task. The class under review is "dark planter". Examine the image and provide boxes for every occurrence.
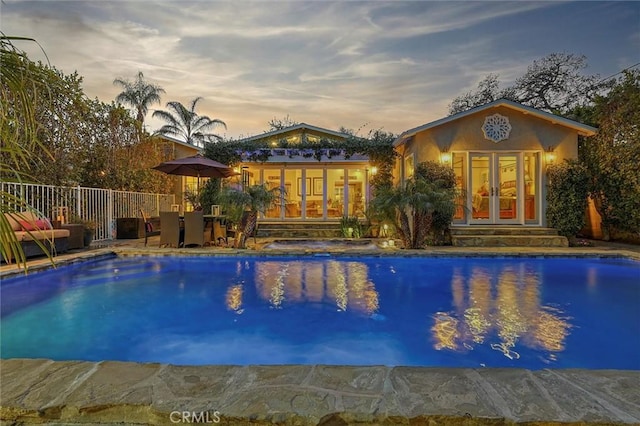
[83,229,94,247]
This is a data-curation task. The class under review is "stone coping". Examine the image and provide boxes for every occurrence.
[1,359,639,425]
[2,245,639,280]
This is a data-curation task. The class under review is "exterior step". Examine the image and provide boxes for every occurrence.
[450,227,559,236]
[257,221,342,238]
[452,234,568,247]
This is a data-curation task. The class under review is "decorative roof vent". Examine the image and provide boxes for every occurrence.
[482,113,512,143]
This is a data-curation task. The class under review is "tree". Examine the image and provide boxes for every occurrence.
[77,102,173,193]
[267,114,298,131]
[152,97,226,147]
[371,161,456,249]
[581,70,640,240]
[448,74,515,115]
[449,53,606,115]
[113,71,164,132]
[1,35,54,268]
[218,184,283,249]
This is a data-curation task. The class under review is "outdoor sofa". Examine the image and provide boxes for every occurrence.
[3,211,70,260]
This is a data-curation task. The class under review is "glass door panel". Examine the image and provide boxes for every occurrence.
[284,169,302,219]
[264,170,282,219]
[348,168,365,218]
[327,169,343,218]
[306,169,324,218]
[470,155,491,222]
[524,153,538,222]
[497,155,518,222]
[452,153,466,221]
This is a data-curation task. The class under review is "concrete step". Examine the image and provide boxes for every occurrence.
[257,221,342,238]
[452,234,568,247]
[451,226,559,236]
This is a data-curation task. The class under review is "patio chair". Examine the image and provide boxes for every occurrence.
[159,211,181,248]
[140,209,158,247]
[213,219,228,246]
[183,211,210,247]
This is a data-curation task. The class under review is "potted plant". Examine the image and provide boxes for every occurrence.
[70,214,97,247]
[82,220,96,247]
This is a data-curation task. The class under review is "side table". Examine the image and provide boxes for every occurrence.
[59,224,85,249]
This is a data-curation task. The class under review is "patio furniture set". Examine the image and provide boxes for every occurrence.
[144,211,236,248]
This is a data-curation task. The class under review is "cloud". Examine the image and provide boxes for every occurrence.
[2,1,637,138]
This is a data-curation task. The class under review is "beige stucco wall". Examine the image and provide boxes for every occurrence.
[168,142,200,212]
[404,106,579,164]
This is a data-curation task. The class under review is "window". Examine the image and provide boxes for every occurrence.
[404,154,415,180]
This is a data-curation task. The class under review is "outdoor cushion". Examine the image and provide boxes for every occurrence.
[17,228,70,242]
[18,219,52,231]
[4,212,24,231]
[4,211,48,231]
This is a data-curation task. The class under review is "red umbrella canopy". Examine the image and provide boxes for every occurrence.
[152,155,237,178]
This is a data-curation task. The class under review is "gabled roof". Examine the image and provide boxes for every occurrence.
[156,134,203,153]
[238,123,350,143]
[393,98,598,147]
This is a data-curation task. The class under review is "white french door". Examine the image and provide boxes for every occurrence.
[469,153,521,224]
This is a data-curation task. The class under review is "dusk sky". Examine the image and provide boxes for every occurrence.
[3,1,639,139]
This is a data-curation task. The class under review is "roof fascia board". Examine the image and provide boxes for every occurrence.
[157,135,203,152]
[393,99,597,147]
[239,123,350,143]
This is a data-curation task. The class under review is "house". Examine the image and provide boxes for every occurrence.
[234,123,371,220]
[393,99,597,227]
[156,135,203,212]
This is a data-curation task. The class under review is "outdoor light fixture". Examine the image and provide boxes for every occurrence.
[379,223,389,238]
[371,166,378,175]
[545,147,556,166]
[440,150,452,166]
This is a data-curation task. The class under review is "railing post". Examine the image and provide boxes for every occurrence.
[108,189,115,240]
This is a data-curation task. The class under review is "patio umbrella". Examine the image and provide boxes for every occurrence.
[152,155,238,186]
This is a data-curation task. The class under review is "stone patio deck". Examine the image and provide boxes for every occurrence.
[1,237,639,425]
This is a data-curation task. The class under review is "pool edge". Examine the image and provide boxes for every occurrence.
[1,359,638,425]
[2,246,638,281]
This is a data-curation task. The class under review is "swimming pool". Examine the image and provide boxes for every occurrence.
[1,255,638,369]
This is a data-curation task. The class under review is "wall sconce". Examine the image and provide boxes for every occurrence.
[371,166,378,175]
[440,151,452,166]
[545,147,556,166]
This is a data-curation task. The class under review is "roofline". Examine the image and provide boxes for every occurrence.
[156,134,204,152]
[237,123,350,142]
[393,99,598,147]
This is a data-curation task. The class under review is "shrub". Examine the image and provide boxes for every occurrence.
[546,160,589,243]
[340,216,362,238]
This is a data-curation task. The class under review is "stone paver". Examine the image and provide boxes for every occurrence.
[2,360,639,425]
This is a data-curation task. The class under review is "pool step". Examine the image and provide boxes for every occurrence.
[451,227,568,247]
[257,221,342,238]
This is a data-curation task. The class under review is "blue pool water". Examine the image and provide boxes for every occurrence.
[1,256,639,369]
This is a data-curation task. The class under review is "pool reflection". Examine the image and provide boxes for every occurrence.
[431,265,572,361]
[249,260,379,315]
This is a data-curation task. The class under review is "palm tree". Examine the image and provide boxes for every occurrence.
[152,97,226,147]
[1,35,54,269]
[113,71,164,132]
[371,163,456,249]
[218,184,283,249]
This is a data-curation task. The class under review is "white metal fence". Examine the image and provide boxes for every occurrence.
[2,183,175,241]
